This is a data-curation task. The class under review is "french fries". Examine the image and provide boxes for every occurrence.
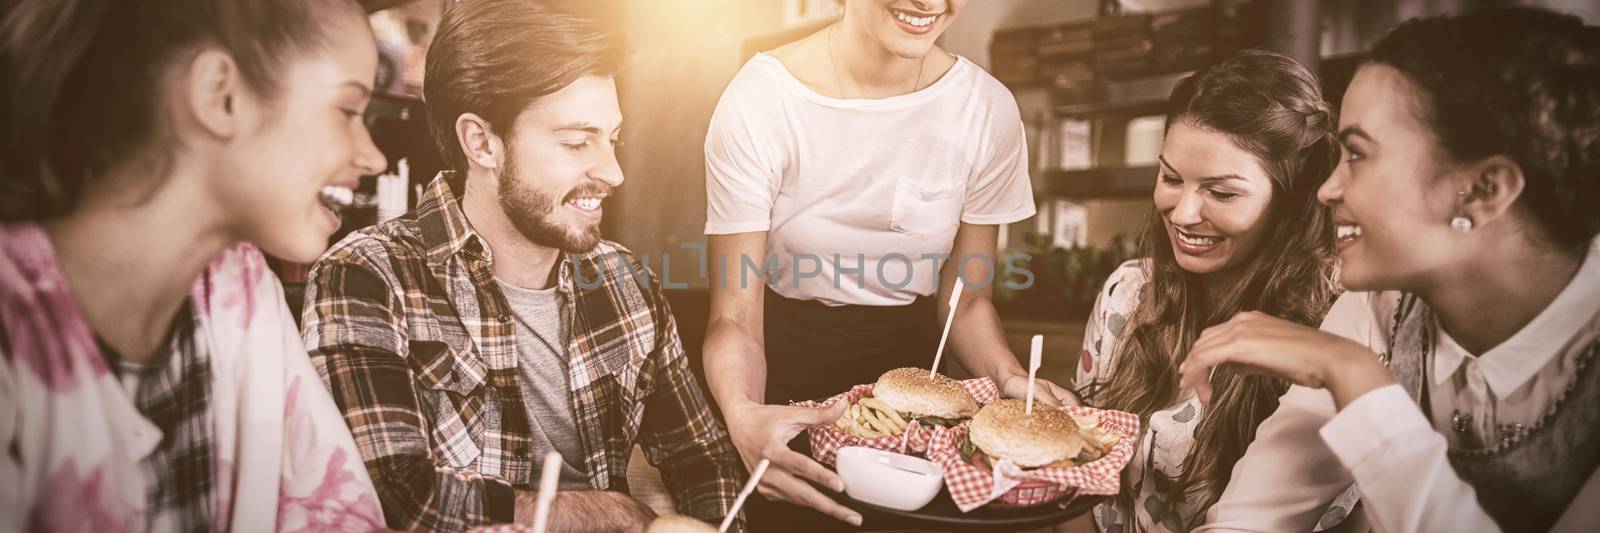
[832,397,909,438]
[1073,414,1122,450]
[1066,413,1120,462]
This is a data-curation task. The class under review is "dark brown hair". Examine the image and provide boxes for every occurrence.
[1369,7,1600,250]
[423,0,626,173]
[1091,49,1339,519]
[0,0,361,222]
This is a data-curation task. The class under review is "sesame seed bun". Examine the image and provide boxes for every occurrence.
[872,367,980,419]
[968,399,1086,469]
[645,515,717,533]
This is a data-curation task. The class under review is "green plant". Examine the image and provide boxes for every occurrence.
[997,231,1136,319]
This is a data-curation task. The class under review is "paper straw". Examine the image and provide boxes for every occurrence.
[531,451,562,533]
[720,459,771,533]
[930,277,965,380]
[1026,335,1042,415]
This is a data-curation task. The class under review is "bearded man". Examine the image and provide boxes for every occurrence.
[299,2,743,531]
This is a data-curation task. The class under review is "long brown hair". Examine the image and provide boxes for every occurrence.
[1,0,360,222]
[1091,49,1339,518]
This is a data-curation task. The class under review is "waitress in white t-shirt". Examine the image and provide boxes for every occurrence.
[700,1,1075,529]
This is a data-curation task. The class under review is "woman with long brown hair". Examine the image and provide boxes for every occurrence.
[1074,49,1341,532]
[0,0,387,530]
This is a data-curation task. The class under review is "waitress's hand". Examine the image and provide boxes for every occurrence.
[1000,373,1080,407]
[720,399,861,526]
[1178,311,1394,408]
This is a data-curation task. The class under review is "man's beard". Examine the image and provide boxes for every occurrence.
[497,152,604,254]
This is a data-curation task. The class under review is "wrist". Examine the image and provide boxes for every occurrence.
[1326,345,1393,410]
[710,380,763,412]
[719,396,766,424]
[993,368,1029,395]
[978,356,1025,383]
[518,491,653,531]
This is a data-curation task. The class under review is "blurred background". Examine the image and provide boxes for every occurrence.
[285,0,1600,395]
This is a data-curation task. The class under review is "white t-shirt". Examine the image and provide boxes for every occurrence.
[704,53,1036,306]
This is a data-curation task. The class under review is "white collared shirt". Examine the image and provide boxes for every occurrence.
[1424,258,1600,450]
[1199,244,1600,533]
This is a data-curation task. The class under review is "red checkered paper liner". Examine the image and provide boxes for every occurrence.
[795,377,1001,466]
[923,405,1139,512]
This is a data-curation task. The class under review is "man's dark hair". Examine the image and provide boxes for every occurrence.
[424,0,626,172]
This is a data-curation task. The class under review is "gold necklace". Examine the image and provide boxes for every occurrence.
[827,23,925,99]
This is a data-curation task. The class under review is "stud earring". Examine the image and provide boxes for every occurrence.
[1451,190,1473,232]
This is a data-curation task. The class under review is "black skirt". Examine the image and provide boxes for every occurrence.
[747,288,941,531]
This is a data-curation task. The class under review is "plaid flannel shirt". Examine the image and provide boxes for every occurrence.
[105,302,214,533]
[303,173,744,532]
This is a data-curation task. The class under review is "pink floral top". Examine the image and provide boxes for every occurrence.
[0,223,385,532]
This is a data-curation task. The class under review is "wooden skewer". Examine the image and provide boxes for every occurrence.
[930,277,965,380]
[1026,335,1043,416]
[531,451,562,533]
[720,459,771,533]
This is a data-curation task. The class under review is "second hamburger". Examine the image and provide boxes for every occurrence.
[961,399,1121,470]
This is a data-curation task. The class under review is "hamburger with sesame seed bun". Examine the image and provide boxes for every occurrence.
[873,367,980,422]
[962,399,1119,470]
[831,368,979,438]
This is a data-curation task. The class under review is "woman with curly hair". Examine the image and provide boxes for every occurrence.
[1192,7,1600,532]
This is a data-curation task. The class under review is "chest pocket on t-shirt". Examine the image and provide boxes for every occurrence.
[890,174,964,240]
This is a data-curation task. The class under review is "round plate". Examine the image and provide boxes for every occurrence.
[815,481,1104,532]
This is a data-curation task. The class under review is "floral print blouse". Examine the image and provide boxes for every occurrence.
[0,223,385,532]
[1075,260,1356,533]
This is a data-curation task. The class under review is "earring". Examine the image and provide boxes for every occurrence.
[1451,190,1474,232]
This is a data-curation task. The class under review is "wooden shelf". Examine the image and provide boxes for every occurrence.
[1052,69,1190,119]
[1053,97,1168,120]
[1043,165,1156,199]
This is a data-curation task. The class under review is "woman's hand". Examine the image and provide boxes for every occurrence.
[1178,311,1394,409]
[719,399,861,526]
[999,373,1081,407]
